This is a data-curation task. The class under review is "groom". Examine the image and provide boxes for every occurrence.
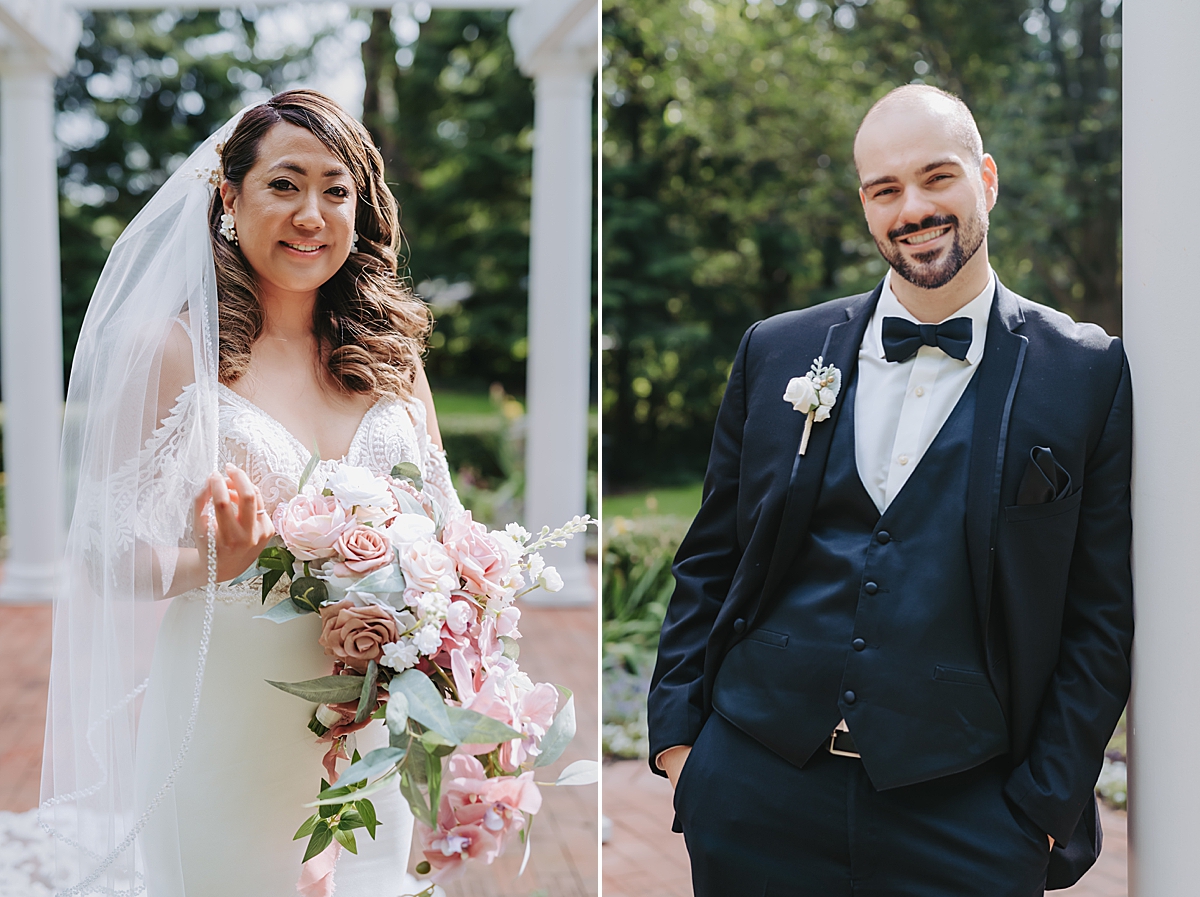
[647,85,1132,895]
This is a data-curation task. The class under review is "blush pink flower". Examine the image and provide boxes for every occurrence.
[274,491,354,561]
[417,754,542,882]
[331,525,393,577]
[441,513,520,601]
[399,538,459,594]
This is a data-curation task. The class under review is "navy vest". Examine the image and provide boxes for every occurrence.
[712,371,1009,791]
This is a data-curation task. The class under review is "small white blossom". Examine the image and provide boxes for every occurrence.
[413,624,443,655]
[539,565,564,592]
[381,638,421,671]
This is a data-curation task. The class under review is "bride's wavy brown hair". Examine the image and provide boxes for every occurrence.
[209,89,429,397]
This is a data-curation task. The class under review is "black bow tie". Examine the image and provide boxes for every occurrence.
[881,316,973,363]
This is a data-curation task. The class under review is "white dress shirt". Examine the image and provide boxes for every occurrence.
[854,269,995,512]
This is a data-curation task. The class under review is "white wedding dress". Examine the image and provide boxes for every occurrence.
[134,382,463,897]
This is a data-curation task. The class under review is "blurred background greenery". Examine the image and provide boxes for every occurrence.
[43,5,597,533]
[600,0,1122,760]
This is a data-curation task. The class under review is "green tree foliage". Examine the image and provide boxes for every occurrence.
[602,0,1121,484]
[360,9,537,395]
[56,9,322,384]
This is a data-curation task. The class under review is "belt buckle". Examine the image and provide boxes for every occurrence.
[828,721,861,758]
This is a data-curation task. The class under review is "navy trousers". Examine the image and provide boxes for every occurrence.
[674,713,1050,897]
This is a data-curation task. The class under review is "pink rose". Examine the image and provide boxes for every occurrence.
[441,513,520,601]
[317,599,400,673]
[445,600,476,636]
[399,538,459,594]
[331,526,393,578]
[274,491,354,561]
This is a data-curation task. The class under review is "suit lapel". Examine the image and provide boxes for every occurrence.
[757,284,881,612]
[965,280,1027,639]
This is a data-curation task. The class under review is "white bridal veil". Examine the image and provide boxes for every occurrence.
[39,108,250,895]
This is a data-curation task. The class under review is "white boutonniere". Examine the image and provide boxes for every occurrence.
[783,356,842,456]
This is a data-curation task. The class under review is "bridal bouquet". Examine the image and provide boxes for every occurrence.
[236,455,595,893]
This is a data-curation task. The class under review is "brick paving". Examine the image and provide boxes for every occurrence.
[602,758,1127,897]
[0,584,598,897]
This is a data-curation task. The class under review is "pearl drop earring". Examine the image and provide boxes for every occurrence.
[219,213,238,245]
[350,231,359,253]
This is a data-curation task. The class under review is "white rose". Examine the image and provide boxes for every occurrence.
[783,376,818,413]
[326,465,395,511]
[819,387,836,406]
[386,513,436,551]
[814,405,832,423]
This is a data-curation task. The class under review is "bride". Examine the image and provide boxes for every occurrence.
[40,90,458,896]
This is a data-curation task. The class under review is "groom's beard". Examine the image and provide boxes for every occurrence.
[875,207,988,290]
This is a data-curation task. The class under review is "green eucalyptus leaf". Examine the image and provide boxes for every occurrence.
[356,799,379,839]
[534,687,575,768]
[351,565,406,594]
[445,706,522,744]
[354,661,379,725]
[298,446,321,492]
[266,675,364,704]
[290,576,328,613]
[391,461,424,491]
[399,768,436,828]
[254,597,311,624]
[554,759,598,786]
[229,563,268,586]
[308,769,398,806]
[425,748,442,823]
[500,636,520,661]
[333,826,358,855]
[391,669,457,742]
[333,746,406,788]
[260,568,284,603]
[385,691,409,737]
[303,822,333,863]
[293,814,319,840]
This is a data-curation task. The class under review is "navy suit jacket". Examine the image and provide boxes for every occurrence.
[646,278,1133,888]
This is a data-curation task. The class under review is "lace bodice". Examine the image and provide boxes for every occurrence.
[215,383,462,521]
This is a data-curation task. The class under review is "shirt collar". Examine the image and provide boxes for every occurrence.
[867,268,995,366]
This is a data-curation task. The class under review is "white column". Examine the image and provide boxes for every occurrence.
[0,53,64,602]
[1125,3,1200,892]
[521,53,594,606]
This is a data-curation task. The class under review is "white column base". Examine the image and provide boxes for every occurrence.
[0,561,59,603]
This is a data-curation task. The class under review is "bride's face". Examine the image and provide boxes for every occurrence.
[220,121,356,300]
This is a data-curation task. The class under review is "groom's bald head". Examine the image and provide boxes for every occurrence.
[853,85,984,177]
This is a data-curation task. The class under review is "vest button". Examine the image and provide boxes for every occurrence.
[852,638,866,651]
[844,690,857,704]
[733,618,746,634]
[863,581,879,595]
[876,530,891,544]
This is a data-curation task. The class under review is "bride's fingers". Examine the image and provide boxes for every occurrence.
[193,480,214,536]
[211,470,240,537]
[227,466,258,527]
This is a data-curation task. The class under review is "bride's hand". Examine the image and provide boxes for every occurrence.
[193,463,276,583]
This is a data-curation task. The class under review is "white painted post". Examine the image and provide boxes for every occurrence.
[1124,3,1200,892]
[0,51,65,602]
[520,51,594,606]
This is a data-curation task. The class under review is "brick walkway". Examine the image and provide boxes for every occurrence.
[602,758,1126,897]
[0,590,597,897]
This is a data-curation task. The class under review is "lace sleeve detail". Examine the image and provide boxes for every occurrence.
[406,397,465,524]
[75,381,211,594]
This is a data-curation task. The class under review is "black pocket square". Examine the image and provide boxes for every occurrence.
[1017,446,1072,505]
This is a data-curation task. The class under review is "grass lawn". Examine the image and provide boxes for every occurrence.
[603,482,703,521]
